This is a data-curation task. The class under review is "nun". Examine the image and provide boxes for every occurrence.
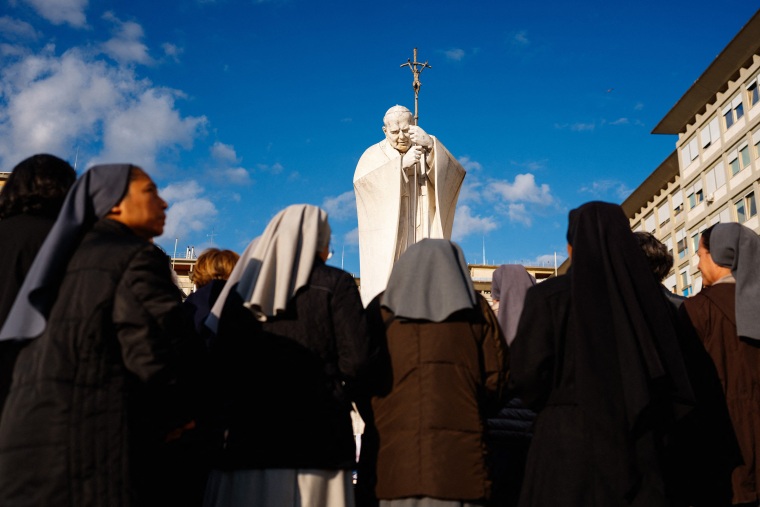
[0,165,204,506]
[510,201,737,507]
[681,222,760,506]
[204,204,369,507]
[362,238,508,507]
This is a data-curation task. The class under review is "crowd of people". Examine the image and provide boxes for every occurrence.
[0,155,759,507]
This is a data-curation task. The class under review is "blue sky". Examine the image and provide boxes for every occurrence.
[1,0,758,275]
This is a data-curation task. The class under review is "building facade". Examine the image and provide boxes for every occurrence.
[625,9,760,296]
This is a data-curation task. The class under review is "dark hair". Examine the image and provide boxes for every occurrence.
[701,224,716,252]
[0,154,76,219]
[634,231,673,281]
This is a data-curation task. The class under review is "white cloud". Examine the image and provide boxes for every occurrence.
[256,162,284,174]
[343,227,359,246]
[322,190,356,221]
[488,173,553,204]
[97,88,206,170]
[570,122,595,132]
[452,205,498,241]
[159,179,218,240]
[533,253,567,267]
[458,155,482,172]
[0,41,208,172]
[507,203,532,226]
[634,102,644,111]
[22,0,88,27]
[222,167,251,185]
[0,16,39,40]
[610,117,629,126]
[444,48,465,61]
[161,42,182,62]
[458,178,484,204]
[101,12,153,65]
[579,179,632,199]
[211,141,239,163]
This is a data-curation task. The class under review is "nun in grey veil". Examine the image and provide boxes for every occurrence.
[204,204,369,507]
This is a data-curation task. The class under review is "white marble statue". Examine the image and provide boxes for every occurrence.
[353,105,466,305]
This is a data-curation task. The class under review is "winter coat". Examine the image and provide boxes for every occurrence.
[512,275,738,507]
[0,214,56,416]
[682,283,760,505]
[208,258,369,471]
[366,294,508,502]
[0,219,205,507]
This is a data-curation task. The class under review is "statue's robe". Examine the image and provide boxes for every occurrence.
[353,137,465,305]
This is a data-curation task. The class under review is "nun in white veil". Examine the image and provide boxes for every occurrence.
[203,204,369,507]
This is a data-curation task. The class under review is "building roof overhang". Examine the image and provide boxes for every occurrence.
[652,9,760,135]
[620,151,679,218]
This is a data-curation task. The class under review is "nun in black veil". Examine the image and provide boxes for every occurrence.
[509,201,738,507]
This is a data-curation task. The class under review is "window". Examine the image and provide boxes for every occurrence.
[727,144,750,177]
[676,227,687,259]
[657,200,670,226]
[663,235,673,259]
[704,162,726,196]
[753,128,760,159]
[690,224,707,254]
[717,207,731,224]
[735,191,757,223]
[680,137,699,167]
[723,94,745,129]
[700,117,721,148]
[672,189,684,215]
[644,212,656,233]
[748,74,760,108]
[691,231,700,253]
[680,269,692,297]
[686,180,704,209]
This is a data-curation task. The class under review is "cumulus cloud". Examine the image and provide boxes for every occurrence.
[211,141,239,164]
[160,180,218,240]
[22,0,88,27]
[221,167,251,185]
[487,173,553,204]
[161,42,182,62]
[0,46,206,173]
[322,191,356,221]
[0,16,39,40]
[452,205,498,241]
[444,48,465,61]
[458,155,482,172]
[208,142,251,184]
[98,88,206,170]
[256,162,284,174]
[101,12,153,65]
[507,203,532,226]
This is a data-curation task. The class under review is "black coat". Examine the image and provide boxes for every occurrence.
[208,259,369,470]
[0,214,56,415]
[0,219,205,507]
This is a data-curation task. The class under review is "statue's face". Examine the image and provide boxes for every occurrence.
[382,113,413,153]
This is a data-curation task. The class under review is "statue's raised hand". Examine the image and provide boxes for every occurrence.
[401,145,423,170]
[409,126,433,150]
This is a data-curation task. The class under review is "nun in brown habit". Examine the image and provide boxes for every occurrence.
[361,238,508,507]
[509,201,738,507]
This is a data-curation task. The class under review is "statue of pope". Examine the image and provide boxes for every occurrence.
[353,105,466,305]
